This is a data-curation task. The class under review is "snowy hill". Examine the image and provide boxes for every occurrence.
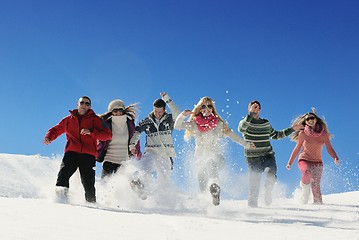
[0,153,358,240]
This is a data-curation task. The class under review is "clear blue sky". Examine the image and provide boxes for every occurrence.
[1,0,358,195]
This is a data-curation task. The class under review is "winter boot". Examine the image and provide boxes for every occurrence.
[300,181,311,204]
[130,179,147,200]
[55,186,69,203]
[264,190,272,206]
[209,183,221,206]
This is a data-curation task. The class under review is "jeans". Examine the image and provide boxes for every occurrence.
[247,154,277,206]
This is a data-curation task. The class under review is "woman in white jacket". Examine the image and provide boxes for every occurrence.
[174,96,253,206]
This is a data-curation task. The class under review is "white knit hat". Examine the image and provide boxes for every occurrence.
[108,100,125,112]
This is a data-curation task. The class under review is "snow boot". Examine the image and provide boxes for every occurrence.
[264,190,272,206]
[300,181,311,204]
[209,183,221,206]
[130,179,147,200]
[55,186,69,203]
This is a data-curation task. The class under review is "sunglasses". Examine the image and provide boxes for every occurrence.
[201,104,214,110]
[79,101,91,106]
[306,116,316,121]
[112,108,124,113]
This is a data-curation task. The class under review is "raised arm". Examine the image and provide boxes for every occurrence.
[238,114,253,133]
[162,93,180,120]
[174,110,193,130]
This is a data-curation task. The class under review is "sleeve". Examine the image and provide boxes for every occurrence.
[163,94,180,120]
[44,117,67,141]
[90,117,112,141]
[324,133,339,160]
[238,115,253,133]
[129,120,145,151]
[270,125,294,140]
[225,129,251,148]
[174,113,194,130]
[287,132,304,165]
[129,131,141,151]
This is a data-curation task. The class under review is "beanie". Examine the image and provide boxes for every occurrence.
[108,100,125,112]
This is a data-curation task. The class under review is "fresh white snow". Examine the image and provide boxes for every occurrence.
[0,154,358,240]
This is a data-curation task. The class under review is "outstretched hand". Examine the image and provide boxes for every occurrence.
[182,109,192,117]
[248,142,256,149]
[292,124,305,131]
[43,138,51,145]
[160,92,167,98]
[286,164,291,170]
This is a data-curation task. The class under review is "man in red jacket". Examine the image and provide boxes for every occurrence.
[43,96,112,203]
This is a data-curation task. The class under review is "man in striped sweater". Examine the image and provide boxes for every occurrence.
[238,100,303,207]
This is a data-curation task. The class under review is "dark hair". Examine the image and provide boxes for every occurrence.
[248,100,261,109]
[80,96,91,105]
[153,99,166,109]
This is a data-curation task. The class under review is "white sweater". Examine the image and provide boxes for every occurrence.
[104,115,129,164]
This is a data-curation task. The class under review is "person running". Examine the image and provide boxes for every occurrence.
[238,100,303,207]
[175,96,254,206]
[286,109,340,204]
[43,96,112,203]
[129,92,180,195]
[97,99,141,178]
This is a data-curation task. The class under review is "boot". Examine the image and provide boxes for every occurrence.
[130,179,147,200]
[264,190,272,206]
[55,186,69,203]
[300,181,311,204]
[209,183,221,206]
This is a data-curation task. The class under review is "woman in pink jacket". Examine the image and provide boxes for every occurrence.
[286,109,340,204]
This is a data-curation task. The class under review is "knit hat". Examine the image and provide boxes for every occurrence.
[108,100,125,112]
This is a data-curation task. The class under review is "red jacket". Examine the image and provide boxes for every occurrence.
[45,109,112,157]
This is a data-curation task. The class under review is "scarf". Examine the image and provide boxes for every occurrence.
[195,113,219,132]
[304,124,324,138]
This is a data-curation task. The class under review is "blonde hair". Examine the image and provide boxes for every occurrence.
[184,96,229,141]
[290,107,331,141]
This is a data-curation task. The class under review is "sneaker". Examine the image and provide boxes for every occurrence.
[209,183,221,206]
[130,179,147,200]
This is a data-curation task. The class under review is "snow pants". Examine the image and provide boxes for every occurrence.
[298,159,323,203]
[197,154,225,192]
[247,154,277,207]
[56,151,96,202]
[138,153,173,187]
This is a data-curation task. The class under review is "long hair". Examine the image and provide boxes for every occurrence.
[290,107,331,141]
[184,96,229,141]
[99,103,138,121]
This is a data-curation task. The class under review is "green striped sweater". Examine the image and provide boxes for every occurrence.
[238,115,294,159]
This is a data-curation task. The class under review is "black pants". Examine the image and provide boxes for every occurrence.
[56,151,96,202]
[101,161,122,178]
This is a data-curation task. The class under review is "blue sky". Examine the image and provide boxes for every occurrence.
[0,0,358,195]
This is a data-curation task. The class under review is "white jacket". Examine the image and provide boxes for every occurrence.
[174,113,250,158]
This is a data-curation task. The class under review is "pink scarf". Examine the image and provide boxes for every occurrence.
[195,113,219,132]
[304,124,324,137]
